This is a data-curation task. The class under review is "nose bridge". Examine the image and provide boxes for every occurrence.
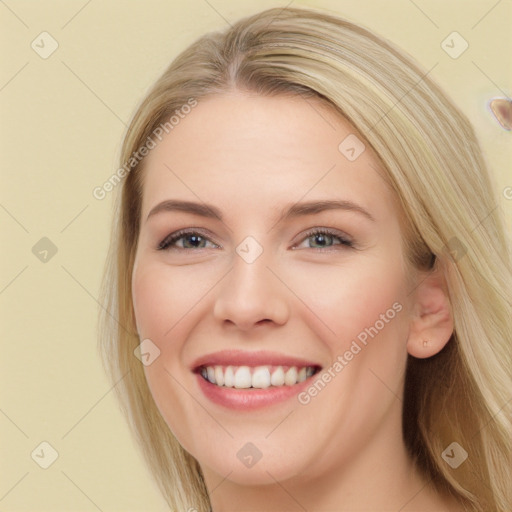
[213,241,289,329]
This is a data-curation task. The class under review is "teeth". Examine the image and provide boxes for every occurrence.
[234,366,252,388]
[252,367,271,389]
[224,366,234,387]
[214,366,224,386]
[270,366,285,386]
[199,364,317,388]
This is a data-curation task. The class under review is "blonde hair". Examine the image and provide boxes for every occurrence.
[98,7,512,511]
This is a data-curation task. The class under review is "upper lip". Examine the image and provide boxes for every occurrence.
[191,349,322,371]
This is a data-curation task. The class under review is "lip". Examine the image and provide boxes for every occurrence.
[190,349,321,370]
[191,349,322,410]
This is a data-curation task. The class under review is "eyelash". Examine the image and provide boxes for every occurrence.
[157,227,354,251]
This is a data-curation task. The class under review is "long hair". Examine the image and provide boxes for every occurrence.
[98,7,512,511]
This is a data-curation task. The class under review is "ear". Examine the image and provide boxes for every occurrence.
[407,268,454,358]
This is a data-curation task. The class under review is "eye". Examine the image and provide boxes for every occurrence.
[293,228,354,250]
[157,227,354,252]
[157,229,219,251]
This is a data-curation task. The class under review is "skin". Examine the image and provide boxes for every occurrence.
[131,91,460,511]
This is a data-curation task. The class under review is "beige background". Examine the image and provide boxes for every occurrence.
[1,0,510,510]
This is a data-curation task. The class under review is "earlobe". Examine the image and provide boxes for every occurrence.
[407,270,454,359]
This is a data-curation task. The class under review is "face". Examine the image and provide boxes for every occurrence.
[131,91,416,486]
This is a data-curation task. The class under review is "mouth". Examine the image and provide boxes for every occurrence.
[191,350,323,410]
[190,350,322,411]
[196,364,321,389]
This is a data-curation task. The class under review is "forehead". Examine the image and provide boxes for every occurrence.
[140,91,395,223]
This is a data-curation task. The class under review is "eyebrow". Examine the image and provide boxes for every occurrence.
[146,199,375,223]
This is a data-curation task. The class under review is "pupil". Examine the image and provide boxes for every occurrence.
[186,235,203,248]
[314,234,330,247]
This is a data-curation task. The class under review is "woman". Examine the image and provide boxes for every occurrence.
[98,6,511,511]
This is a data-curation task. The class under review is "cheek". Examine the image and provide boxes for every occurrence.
[132,259,209,339]
[285,252,410,464]
[131,261,191,406]
[132,263,173,340]
[131,260,206,449]
[284,251,408,349]
[282,245,411,425]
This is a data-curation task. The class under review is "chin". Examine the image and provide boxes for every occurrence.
[191,436,316,487]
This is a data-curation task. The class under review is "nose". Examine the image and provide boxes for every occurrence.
[213,250,290,332]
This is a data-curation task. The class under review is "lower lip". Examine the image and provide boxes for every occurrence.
[195,373,314,410]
